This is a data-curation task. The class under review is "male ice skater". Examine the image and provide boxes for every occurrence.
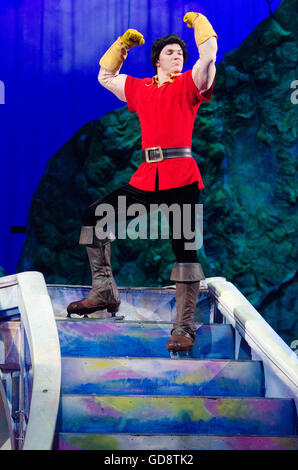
[67,12,218,352]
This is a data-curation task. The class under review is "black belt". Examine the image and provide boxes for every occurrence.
[142,146,192,163]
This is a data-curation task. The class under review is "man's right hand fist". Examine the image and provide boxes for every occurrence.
[99,29,144,74]
[120,29,145,48]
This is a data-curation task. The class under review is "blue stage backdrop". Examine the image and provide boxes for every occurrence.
[0,0,282,274]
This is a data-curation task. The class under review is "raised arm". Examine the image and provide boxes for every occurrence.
[98,29,145,102]
[184,12,218,95]
[98,68,127,102]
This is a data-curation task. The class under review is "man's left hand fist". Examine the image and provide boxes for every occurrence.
[183,12,200,28]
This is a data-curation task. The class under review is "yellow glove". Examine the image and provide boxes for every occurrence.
[99,29,145,74]
[120,29,145,48]
[184,12,199,28]
[184,12,217,47]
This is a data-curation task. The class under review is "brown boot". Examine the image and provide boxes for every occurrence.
[166,334,195,352]
[67,226,120,317]
[166,263,205,352]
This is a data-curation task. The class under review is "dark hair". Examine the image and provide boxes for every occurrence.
[151,34,188,73]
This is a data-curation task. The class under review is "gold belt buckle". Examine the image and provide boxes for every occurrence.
[145,146,164,163]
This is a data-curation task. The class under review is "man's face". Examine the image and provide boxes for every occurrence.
[156,43,184,75]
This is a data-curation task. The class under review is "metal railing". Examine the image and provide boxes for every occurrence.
[0,272,61,450]
[205,276,298,407]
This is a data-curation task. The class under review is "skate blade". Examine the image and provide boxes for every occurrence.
[169,350,193,359]
[66,312,125,321]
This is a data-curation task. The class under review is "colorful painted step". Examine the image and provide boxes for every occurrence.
[61,357,264,397]
[56,320,235,359]
[56,395,296,436]
[48,285,212,324]
[55,433,298,451]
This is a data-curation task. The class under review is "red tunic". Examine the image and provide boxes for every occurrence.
[124,70,214,191]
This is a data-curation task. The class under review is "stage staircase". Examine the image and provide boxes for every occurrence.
[0,273,297,450]
[51,283,298,450]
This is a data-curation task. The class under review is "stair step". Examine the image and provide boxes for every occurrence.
[61,357,264,397]
[56,321,235,359]
[48,285,212,323]
[55,432,298,450]
[56,395,296,436]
